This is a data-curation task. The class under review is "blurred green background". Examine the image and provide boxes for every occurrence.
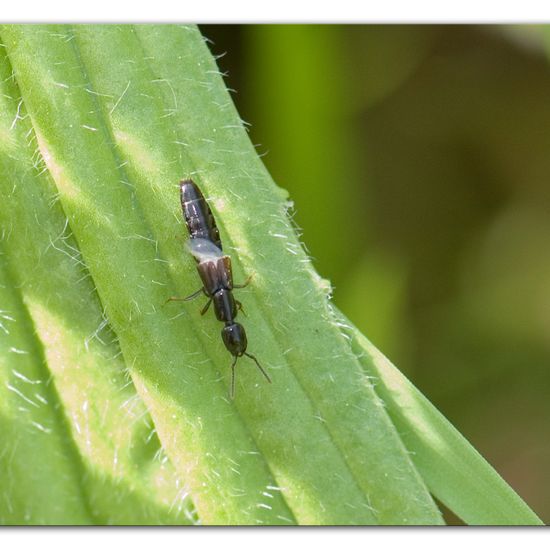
[200,25,550,523]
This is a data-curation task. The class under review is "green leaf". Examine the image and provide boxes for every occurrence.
[338,314,543,525]
[0,252,93,525]
[0,29,195,525]
[0,24,541,525]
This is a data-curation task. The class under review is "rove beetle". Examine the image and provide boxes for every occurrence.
[169,179,271,399]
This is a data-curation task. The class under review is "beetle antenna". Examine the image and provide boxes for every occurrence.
[230,355,238,400]
[244,352,272,384]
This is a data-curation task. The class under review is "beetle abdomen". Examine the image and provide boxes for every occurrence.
[180,179,222,250]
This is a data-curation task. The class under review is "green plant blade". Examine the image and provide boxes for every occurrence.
[0,23,444,525]
[338,313,543,525]
[0,252,93,525]
[0,37,196,525]
[0,23,540,526]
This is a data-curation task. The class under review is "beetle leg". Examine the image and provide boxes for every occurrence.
[235,300,247,317]
[200,298,213,316]
[233,274,253,289]
[185,287,208,301]
[165,287,205,304]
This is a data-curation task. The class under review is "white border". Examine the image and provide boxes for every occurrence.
[2,0,550,23]
[2,528,549,550]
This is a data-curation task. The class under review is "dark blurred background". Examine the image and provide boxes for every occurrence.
[200,24,550,523]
